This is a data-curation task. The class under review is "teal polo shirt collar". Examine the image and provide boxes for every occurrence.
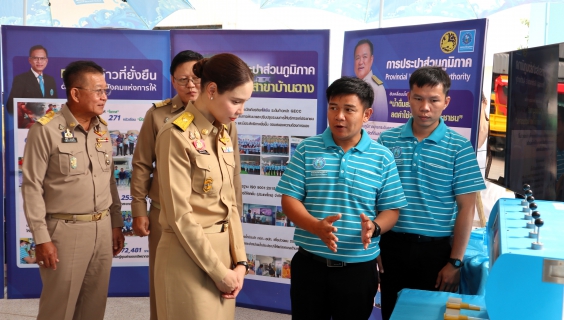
[322,127,371,153]
[399,117,447,143]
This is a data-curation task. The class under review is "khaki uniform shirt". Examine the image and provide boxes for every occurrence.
[22,104,122,244]
[363,70,388,121]
[155,102,246,284]
[130,95,186,217]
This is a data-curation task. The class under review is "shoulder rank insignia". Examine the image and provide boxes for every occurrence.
[372,75,383,86]
[97,115,108,126]
[154,98,172,108]
[172,112,194,132]
[37,110,56,125]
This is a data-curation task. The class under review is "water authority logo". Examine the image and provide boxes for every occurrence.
[391,147,402,159]
[458,29,476,53]
[440,31,457,54]
[312,157,326,169]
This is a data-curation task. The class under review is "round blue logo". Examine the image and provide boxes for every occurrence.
[392,147,402,158]
[312,157,326,169]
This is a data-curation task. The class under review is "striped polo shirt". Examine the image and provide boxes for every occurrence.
[377,118,486,237]
[276,128,408,263]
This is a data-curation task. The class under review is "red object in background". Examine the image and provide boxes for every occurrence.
[494,75,508,116]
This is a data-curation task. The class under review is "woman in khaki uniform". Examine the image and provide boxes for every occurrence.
[154,53,254,320]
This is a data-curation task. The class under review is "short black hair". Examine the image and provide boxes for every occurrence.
[170,50,203,75]
[354,39,374,56]
[62,61,104,97]
[409,66,451,96]
[29,45,48,57]
[326,76,374,110]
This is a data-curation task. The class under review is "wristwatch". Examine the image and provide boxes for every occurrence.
[371,221,381,238]
[448,258,463,268]
[236,261,249,274]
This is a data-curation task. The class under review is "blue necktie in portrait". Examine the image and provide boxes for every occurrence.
[38,74,45,97]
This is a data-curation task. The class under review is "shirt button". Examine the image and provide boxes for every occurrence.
[415,153,418,156]
[342,159,345,162]
[413,164,417,167]
[413,141,417,144]
[341,170,344,173]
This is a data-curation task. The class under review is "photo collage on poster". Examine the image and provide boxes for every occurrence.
[238,135,308,228]
[246,253,292,280]
[15,98,154,267]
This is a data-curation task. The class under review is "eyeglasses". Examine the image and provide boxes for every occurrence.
[75,87,112,97]
[30,57,48,62]
[173,77,201,86]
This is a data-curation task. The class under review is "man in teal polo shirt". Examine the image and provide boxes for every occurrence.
[276,76,408,320]
[377,66,486,320]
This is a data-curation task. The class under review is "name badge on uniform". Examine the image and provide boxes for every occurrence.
[222,146,233,153]
[62,129,78,143]
[193,139,210,155]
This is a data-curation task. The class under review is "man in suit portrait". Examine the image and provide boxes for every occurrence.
[354,39,388,122]
[7,44,58,113]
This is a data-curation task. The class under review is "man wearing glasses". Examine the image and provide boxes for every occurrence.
[22,60,124,320]
[7,45,58,114]
[131,49,203,320]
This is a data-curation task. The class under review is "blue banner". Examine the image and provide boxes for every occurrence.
[342,19,487,149]
[2,25,170,298]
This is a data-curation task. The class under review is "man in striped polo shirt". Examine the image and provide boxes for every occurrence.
[377,66,486,320]
[276,76,408,320]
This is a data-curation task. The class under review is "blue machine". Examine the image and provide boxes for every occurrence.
[486,198,564,319]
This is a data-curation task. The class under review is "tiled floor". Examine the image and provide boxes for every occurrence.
[0,296,291,320]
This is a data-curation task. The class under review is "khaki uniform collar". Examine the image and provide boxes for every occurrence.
[186,102,219,135]
[61,103,100,132]
[170,94,187,113]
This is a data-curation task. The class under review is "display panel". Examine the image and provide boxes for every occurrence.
[486,43,564,201]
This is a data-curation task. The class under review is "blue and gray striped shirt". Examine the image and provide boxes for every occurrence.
[377,118,486,237]
[276,128,408,263]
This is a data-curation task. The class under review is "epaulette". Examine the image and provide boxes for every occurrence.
[37,111,56,126]
[372,75,383,86]
[97,115,108,126]
[172,112,194,132]
[154,98,172,108]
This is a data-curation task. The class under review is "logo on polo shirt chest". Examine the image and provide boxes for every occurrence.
[312,157,326,169]
[391,147,402,158]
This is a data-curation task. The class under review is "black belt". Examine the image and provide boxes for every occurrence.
[298,247,348,267]
[387,231,450,243]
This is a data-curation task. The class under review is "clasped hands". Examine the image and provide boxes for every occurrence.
[215,264,247,299]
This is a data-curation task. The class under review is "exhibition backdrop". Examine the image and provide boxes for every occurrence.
[342,19,487,149]
[2,20,485,316]
[2,25,171,299]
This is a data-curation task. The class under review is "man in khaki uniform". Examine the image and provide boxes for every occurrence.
[22,60,124,320]
[131,50,204,320]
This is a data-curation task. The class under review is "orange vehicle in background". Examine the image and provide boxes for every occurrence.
[490,76,564,153]
[489,75,508,153]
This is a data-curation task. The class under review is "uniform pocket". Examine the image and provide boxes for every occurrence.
[192,156,217,195]
[58,145,86,175]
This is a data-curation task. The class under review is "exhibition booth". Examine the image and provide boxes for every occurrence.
[2,16,563,320]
